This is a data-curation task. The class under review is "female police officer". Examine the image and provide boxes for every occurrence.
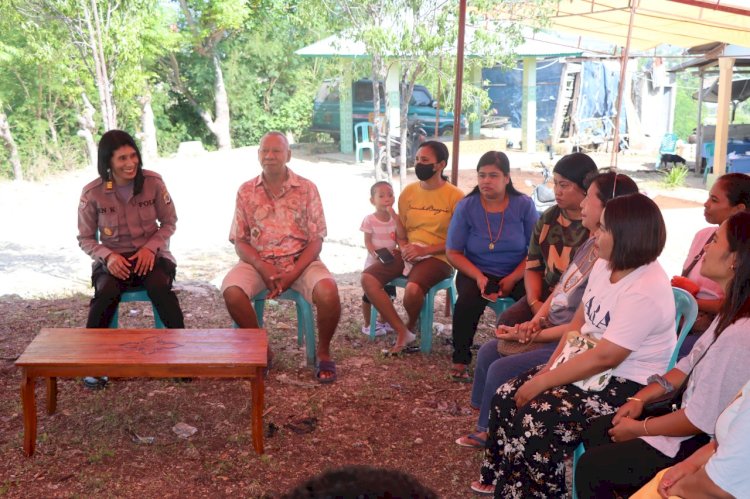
[77,130,184,388]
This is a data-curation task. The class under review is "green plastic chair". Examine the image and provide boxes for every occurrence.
[109,288,165,328]
[368,274,457,352]
[570,286,698,498]
[354,122,375,163]
[252,288,316,367]
[94,229,165,329]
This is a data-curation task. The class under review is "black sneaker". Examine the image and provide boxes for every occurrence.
[82,376,108,390]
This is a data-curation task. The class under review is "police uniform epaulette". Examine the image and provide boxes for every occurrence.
[142,169,163,180]
[81,177,105,193]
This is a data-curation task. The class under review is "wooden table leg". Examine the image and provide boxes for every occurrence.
[251,367,265,454]
[46,377,57,415]
[21,372,37,457]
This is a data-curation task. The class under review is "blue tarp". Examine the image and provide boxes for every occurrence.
[576,61,626,137]
[483,61,563,141]
[483,60,626,142]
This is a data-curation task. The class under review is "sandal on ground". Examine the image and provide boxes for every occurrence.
[315,359,337,384]
[381,343,420,357]
[469,481,494,495]
[82,376,108,390]
[450,365,472,383]
[381,331,419,356]
[455,432,487,449]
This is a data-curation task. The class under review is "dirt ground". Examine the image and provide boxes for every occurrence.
[0,144,708,497]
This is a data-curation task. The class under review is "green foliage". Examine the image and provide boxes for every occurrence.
[673,72,699,140]
[662,165,689,188]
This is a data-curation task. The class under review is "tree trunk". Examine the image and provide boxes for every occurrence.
[0,113,23,181]
[84,0,116,130]
[47,110,63,162]
[77,93,98,171]
[399,65,421,187]
[371,55,389,181]
[210,53,231,150]
[138,93,159,163]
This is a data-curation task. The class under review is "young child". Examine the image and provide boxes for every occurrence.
[360,181,405,336]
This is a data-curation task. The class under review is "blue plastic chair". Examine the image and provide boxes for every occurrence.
[570,286,700,498]
[655,132,679,169]
[703,141,715,183]
[108,288,165,328]
[368,275,457,352]
[354,122,375,163]
[252,288,316,367]
[669,287,699,369]
[486,297,516,319]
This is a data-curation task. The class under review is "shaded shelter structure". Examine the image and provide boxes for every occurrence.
[670,43,750,179]
[296,32,583,159]
[481,0,750,176]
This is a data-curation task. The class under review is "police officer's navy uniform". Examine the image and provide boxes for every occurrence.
[77,170,184,328]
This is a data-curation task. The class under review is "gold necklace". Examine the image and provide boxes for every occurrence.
[482,196,507,250]
[562,242,598,292]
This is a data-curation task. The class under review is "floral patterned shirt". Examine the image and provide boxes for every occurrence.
[229,168,327,272]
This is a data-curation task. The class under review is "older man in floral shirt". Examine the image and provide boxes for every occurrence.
[222,131,340,383]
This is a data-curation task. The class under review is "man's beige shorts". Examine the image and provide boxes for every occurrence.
[221,260,333,303]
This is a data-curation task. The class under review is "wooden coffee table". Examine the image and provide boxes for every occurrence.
[16,328,267,457]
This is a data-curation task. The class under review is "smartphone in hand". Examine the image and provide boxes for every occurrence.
[375,248,395,264]
[482,280,500,302]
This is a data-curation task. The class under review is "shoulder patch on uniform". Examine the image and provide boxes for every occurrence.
[81,177,104,194]
[79,198,88,210]
[142,169,163,180]
[163,188,172,205]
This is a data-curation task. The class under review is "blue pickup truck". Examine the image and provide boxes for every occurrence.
[310,79,464,139]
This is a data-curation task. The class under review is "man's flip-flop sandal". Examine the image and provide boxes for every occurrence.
[455,432,486,449]
[315,359,337,384]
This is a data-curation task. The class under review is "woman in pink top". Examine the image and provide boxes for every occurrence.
[671,173,750,354]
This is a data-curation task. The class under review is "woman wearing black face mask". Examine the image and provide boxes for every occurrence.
[361,141,464,354]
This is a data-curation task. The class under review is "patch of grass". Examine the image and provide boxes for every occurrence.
[0,480,11,495]
[661,165,689,188]
[87,446,115,464]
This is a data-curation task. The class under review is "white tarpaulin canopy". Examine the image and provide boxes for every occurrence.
[544,0,750,50]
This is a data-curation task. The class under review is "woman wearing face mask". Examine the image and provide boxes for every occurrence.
[361,140,464,355]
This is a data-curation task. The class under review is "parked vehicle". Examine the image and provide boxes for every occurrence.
[526,163,556,215]
[311,79,465,139]
[377,119,428,172]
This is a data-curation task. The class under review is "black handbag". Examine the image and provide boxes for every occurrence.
[641,388,682,418]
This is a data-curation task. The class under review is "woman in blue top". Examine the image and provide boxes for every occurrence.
[446,151,538,381]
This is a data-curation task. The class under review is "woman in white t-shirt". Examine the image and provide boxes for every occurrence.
[575,210,750,498]
[471,194,675,497]
[671,173,749,345]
